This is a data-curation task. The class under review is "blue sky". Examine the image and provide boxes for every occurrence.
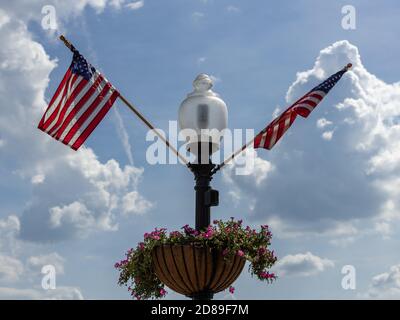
[1,0,400,299]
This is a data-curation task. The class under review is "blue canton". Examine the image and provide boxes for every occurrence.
[71,51,96,81]
[312,70,346,94]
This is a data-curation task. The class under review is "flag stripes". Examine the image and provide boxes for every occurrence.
[38,50,119,150]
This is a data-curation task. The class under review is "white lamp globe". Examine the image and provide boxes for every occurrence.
[178,74,228,160]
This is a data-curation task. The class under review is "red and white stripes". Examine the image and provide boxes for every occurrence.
[38,70,119,150]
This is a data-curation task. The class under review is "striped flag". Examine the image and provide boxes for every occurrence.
[254,63,352,150]
[38,49,119,150]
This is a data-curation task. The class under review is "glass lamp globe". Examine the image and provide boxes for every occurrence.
[178,74,228,160]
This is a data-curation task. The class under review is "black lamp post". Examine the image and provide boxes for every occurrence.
[179,75,228,300]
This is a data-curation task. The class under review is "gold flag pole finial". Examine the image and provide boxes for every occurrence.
[59,35,75,52]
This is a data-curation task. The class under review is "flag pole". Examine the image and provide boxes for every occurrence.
[58,35,189,166]
[212,63,353,175]
[211,132,258,175]
[117,95,189,165]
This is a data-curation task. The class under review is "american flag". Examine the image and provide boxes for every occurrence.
[254,63,352,150]
[38,49,120,150]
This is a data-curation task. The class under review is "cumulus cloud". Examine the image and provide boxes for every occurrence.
[275,252,334,277]
[365,264,400,299]
[122,191,153,215]
[223,40,400,241]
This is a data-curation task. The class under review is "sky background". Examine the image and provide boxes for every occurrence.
[0,0,400,299]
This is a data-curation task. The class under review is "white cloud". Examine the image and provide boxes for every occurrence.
[125,0,144,10]
[0,215,20,253]
[322,130,334,140]
[109,0,125,9]
[316,118,333,129]
[0,255,24,282]
[49,201,102,237]
[122,191,153,215]
[275,252,334,277]
[31,174,45,185]
[0,286,83,300]
[365,264,400,299]
[223,149,274,210]
[113,108,134,166]
[27,252,65,275]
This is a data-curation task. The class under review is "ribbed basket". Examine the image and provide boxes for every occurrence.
[152,244,245,297]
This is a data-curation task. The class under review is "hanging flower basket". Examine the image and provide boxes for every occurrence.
[152,244,245,298]
[116,218,277,300]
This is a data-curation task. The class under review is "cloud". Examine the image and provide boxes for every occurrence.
[27,252,65,275]
[275,252,334,277]
[321,130,334,141]
[0,255,24,282]
[192,12,205,20]
[122,191,153,215]
[316,118,332,129]
[113,108,134,166]
[0,215,20,253]
[31,174,45,185]
[125,0,144,10]
[365,264,400,299]
[0,286,83,300]
[223,40,400,241]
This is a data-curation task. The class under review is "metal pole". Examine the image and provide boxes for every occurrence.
[188,143,218,300]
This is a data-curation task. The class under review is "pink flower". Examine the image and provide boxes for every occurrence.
[114,262,120,268]
[260,271,276,280]
[229,286,235,294]
[237,250,244,257]
[222,248,229,256]
[160,288,167,296]
[182,224,197,236]
[201,226,214,239]
[170,231,182,238]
